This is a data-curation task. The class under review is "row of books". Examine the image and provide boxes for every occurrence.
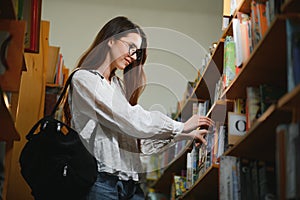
[162,123,229,199]
[214,83,285,144]
[222,0,284,88]
[245,84,285,130]
[46,46,68,86]
[144,140,189,181]
[219,121,300,200]
[276,122,300,199]
[219,156,276,200]
[222,0,244,30]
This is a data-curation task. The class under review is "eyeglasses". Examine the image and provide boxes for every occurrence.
[118,39,142,62]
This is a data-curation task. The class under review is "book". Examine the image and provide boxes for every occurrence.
[191,144,199,184]
[251,0,261,47]
[228,112,246,145]
[234,98,246,114]
[232,18,243,68]
[54,53,64,85]
[173,175,186,197]
[223,36,236,88]
[259,84,285,114]
[186,152,193,189]
[197,100,209,116]
[256,1,268,39]
[268,0,275,25]
[276,124,287,200]
[239,158,252,200]
[212,126,219,164]
[286,18,300,92]
[217,125,227,159]
[219,156,239,200]
[246,86,261,130]
[257,161,276,200]
[238,12,251,63]
[276,122,300,199]
[285,123,300,199]
[192,102,198,115]
[250,160,259,200]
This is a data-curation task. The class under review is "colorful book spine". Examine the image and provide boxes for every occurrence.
[223,36,236,88]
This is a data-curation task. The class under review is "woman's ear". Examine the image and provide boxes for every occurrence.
[108,38,114,48]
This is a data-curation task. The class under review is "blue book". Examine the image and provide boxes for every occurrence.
[286,19,300,92]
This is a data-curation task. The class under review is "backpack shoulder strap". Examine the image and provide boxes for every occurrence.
[50,68,80,116]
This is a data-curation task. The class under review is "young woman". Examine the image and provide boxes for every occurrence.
[65,16,214,200]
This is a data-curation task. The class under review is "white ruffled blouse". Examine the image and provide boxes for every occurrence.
[69,70,184,181]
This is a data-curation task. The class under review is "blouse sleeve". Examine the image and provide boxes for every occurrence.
[71,70,184,140]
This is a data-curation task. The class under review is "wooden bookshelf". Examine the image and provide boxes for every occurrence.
[149,0,300,199]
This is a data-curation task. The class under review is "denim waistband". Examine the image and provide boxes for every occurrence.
[98,172,139,184]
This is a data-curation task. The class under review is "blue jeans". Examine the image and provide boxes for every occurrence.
[86,172,145,200]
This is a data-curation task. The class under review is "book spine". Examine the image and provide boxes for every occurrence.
[286,19,300,92]
[223,36,236,88]
[246,86,261,130]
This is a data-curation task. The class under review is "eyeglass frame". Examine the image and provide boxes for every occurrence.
[117,39,143,62]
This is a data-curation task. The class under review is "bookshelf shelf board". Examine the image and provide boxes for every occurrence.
[151,141,192,194]
[224,104,292,162]
[222,16,287,99]
[281,0,300,13]
[178,164,219,200]
[278,84,300,113]
[194,41,224,100]
[207,99,234,122]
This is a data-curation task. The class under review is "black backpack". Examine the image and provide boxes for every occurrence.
[19,69,98,200]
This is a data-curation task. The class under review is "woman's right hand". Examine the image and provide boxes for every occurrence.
[182,114,214,133]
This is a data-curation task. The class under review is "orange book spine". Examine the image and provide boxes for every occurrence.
[258,2,268,38]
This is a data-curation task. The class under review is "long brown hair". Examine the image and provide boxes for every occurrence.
[64,16,148,124]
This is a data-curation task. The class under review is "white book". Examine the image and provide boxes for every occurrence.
[232,18,243,67]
